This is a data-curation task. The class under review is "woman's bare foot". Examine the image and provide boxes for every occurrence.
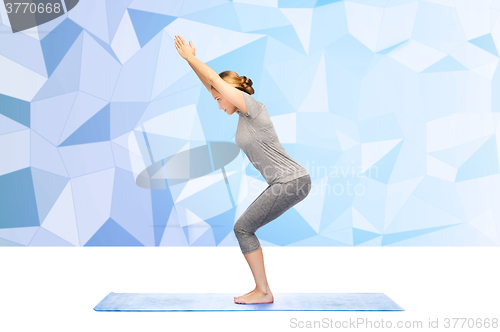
[234,288,274,304]
[234,287,257,300]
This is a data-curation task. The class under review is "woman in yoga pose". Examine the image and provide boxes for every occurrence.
[174,35,311,304]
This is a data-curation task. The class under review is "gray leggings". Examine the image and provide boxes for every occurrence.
[234,174,312,254]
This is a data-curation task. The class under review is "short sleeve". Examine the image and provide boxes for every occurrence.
[239,91,263,119]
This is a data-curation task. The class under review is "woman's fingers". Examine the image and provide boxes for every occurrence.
[174,35,193,57]
[175,35,190,47]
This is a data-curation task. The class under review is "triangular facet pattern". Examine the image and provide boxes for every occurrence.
[0,1,499,247]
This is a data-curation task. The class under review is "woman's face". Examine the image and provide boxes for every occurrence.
[211,88,237,115]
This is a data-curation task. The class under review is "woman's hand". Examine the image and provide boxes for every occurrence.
[174,35,194,60]
[189,40,196,57]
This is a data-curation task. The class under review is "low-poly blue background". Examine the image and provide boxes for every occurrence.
[1,0,499,247]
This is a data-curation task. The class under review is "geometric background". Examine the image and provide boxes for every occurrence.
[1,0,499,247]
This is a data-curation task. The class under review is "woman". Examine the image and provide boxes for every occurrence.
[174,35,311,304]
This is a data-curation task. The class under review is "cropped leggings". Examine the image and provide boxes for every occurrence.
[234,174,312,254]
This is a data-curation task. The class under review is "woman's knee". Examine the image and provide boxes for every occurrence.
[233,217,251,236]
[297,176,311,198]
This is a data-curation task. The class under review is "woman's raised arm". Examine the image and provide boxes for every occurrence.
[189,62,212,92]
[182,40,211,92]
[175,35,219,86]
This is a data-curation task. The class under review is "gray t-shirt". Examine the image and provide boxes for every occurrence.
[235,91,309,185]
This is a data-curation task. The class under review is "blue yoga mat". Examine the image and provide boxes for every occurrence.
[94,292,404,311]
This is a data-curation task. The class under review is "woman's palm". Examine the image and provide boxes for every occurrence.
[189,41,196,56]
